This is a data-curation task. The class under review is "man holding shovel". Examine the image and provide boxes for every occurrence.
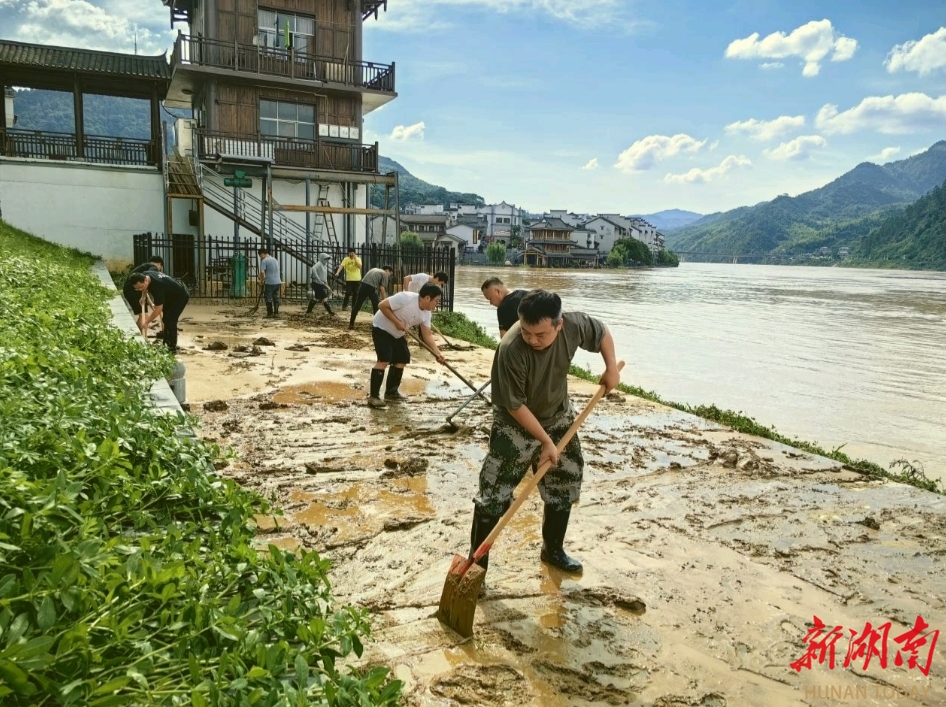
[469,289,619,574]
[403,270,449,294]
[306,253,335,317]
[367,283,446,408]
[127,271,190,353]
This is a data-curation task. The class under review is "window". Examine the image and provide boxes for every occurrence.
[260,99,316,140]
[258,9,315,55]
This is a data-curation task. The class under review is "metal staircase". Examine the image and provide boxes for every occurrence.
[194,162,338,262]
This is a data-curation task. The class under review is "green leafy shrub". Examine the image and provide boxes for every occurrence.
[0,221,402,705]
[485,242,506,265]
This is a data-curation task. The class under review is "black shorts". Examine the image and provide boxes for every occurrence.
[372,327,411,365]
[309,283,329,300]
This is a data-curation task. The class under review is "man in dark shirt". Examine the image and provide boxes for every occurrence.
[468,289,620,575]
[126,271,190,353]
[122,256,164,334]
[349,266,394,329]
[481,277,527,338]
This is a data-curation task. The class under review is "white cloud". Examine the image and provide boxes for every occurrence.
[664,155,751,184]
[581,158,599,170]
[869,147,901,163]
[377,0,642,33]
[390,122,427,141]
[762,135,827,161]
[885,27,946,76]
[760,62,784,70]
[725,19,858,77]
[2,0,171,54]
[816,93,946,134]
[724,115,805,141]
[614,133,707,172]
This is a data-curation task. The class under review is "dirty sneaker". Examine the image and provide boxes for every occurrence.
[367,396,387,408]
[384,390,409,402]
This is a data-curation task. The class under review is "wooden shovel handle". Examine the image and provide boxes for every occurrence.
[470,360,625,565]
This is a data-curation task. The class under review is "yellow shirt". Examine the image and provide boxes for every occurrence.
[340,256,362,282]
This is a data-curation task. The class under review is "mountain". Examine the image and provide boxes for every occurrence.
[664,140,946,256]
[370,156,484,209]
[10,87,183,139]
[630,209,703,230]
[857,178,946,269]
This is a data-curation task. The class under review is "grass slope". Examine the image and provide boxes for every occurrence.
[0,221,400,706]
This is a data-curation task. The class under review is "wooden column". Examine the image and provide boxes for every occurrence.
[73,80,84,159]
[151,83,162,169]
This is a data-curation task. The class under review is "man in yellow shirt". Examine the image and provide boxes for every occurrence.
[335,248,362,311]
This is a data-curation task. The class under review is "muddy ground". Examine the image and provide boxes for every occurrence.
[169,304,944,706]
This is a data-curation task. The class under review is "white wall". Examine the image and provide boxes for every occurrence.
[0,159,164,261]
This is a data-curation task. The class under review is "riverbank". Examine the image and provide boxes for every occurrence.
[178,303,945,706]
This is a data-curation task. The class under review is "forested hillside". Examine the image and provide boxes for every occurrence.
[370,156,484,208]
[665,141,946,260]
[857,179,946,269]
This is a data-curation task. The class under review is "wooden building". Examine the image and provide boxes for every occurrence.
[161,0,398,248]
[524,217,578,267]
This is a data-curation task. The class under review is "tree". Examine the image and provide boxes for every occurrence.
[608,238,653,267]
[656,249,680,267]
[486,241,506,264]
[399,231,423,249]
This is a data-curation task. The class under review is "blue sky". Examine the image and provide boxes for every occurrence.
[1,0,944,215]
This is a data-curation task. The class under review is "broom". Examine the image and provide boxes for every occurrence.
[437,360,624,638]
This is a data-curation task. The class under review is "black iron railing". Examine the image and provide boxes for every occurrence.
[133,232,456,311]
[195,129,378,173]
[0,129,157,166]
[172,34,395,93]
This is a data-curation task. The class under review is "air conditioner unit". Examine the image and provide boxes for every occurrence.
[323,62,348,83]
[175,118,196,156]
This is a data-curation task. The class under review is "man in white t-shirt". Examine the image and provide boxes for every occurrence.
[367,283,447,408]
[403,270,449,294]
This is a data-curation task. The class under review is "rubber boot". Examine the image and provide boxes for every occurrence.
[384,366,407,401]
[469,506,502,572]
[540,506,583,573]
[265,302,274,318]
[369,368,385,397]
[323,301,335,316]
[306,300,316,314]
[273,301,280,317]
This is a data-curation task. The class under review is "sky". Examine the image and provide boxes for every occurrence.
[1,1,944,216]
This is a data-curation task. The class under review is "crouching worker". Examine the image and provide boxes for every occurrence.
[469,289,619,574]
[306,253,335,316]
[367,283,446,408]
[127,271,190,353]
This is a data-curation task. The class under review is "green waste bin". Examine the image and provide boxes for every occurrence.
[230,253,247,297]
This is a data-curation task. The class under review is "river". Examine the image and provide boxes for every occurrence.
[451,263,946,485]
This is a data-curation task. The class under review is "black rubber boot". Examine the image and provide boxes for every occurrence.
[323,301,335,316]
[540,506,583,573]
[369,368,385,399]
[384,367,407,401]
[306,300,316,314]
[265,302,274,318]
[469,506,502,572]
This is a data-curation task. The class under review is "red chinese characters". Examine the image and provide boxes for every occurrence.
[791,615,939,676]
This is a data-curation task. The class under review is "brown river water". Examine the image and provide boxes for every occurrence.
[454,264,946,485]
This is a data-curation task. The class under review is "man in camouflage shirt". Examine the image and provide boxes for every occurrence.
[470,289,620,574]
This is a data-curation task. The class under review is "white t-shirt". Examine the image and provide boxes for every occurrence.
[373,291,432,338]
[406,273,431,293]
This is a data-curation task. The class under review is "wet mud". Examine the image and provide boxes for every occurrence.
[175,305,945,706]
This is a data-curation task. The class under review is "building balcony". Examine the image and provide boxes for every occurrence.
[166,34,396,113]
[195,128,378,174]
[0,128,158,167]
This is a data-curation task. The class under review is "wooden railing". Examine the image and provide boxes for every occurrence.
[172,34,395,93]
[0,129,157,166]
[196,129,378,173]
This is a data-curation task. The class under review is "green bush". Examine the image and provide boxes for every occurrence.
[398,231,423,249]
[485,242,506,265]
[0,221,401,705]
[607,238,653,267]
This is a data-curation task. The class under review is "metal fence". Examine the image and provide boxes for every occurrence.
[132,232,456,311]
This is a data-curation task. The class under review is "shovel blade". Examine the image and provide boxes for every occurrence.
[437,554,486,638]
